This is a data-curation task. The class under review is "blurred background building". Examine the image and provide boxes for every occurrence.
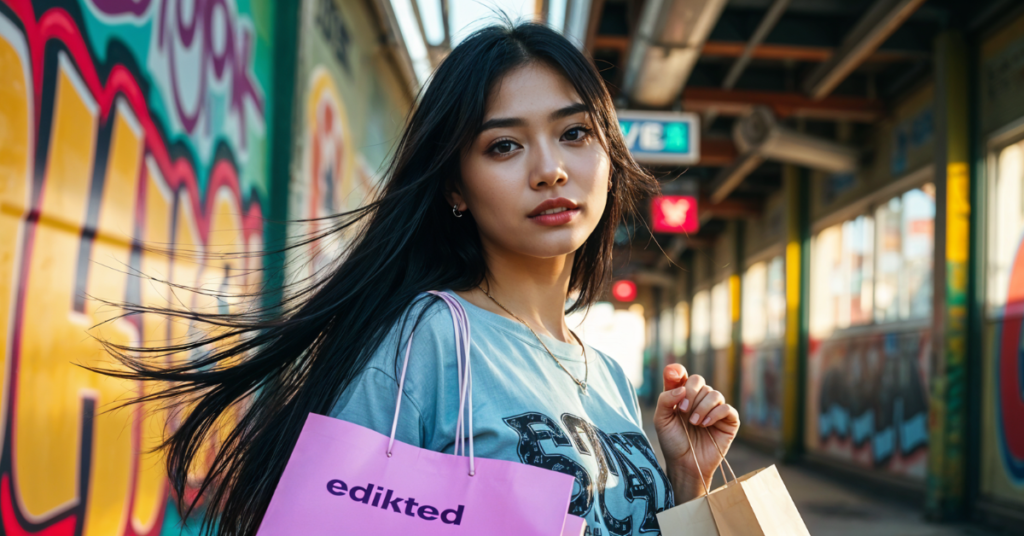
[0,0,1022,533]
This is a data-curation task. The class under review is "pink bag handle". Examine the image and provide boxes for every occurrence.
[387,291,475,476]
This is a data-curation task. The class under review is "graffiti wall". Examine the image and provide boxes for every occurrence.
[286,0,411,281]
[0,0,274,533]
[805,328,932,478]
[740,344,783,443]
[979,12,1024,508]
[984,311,1024,505]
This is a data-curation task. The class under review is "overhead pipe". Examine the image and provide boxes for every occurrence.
[621,0,729,108]
[709,107,859,203]
[734,107,859,172]
[803,0,928,100]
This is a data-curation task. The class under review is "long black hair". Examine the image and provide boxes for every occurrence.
[96,20,657,535]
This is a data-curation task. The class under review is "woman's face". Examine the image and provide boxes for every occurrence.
[455,62,612,261]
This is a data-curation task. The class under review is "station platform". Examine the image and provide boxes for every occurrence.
[641,406,1010,535]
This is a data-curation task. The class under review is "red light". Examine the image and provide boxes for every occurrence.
[612,280,637,302]
[652,195,699,234]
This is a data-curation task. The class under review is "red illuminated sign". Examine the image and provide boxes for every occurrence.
[612,280,637,302]
[651,195,698,234]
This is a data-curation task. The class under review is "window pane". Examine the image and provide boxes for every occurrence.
[845,215,874,325]
[989,142,1024,313]
[659,309,674,358]
[875,196,903,323]
[766,255,786,340]
[711,281,731,350]
[742,262,768,345]
[901,185,935,320]
[691,290,711,354]
[810,225,841,338]
[674,301,689,356]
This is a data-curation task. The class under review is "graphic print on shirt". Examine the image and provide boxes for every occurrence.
[504,412,674,535]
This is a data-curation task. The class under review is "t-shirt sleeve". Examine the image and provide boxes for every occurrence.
[330,366,425,446]
[624,373,644,428]
[328,297,461,452]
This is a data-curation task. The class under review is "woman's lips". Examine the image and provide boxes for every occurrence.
[529,207,581,226]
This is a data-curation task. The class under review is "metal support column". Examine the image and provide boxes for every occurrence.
[263,0,302,312]
[781,164,809,462]
[927,30,971,520]
[730,221,745,408]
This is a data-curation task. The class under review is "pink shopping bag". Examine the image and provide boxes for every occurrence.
[257,292,580,535]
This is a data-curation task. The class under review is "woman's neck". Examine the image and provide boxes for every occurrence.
[455,249,576,344]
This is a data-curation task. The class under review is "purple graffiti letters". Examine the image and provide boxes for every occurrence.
[90,0,155,17]
[154,0,265,145]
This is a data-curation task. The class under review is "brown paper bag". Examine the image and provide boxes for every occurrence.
[656,417,810,536]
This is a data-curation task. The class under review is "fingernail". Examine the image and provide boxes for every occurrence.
[702,417,711,426]
[672,386,684,396]
[681,398,690,411]
[690,413,700,425]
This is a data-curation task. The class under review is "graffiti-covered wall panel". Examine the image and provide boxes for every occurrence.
[979,10,1024,510]
[0,0,273,533]
[286,0,411,280]
[740,344,783,443]
[805,328,931,478]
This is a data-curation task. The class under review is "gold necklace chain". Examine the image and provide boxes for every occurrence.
[480,287,588,393]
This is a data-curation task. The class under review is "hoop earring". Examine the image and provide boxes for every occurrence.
[452,204,463,218]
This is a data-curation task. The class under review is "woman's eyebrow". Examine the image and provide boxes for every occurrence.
[477,102,589,135]
[549,102,588,121]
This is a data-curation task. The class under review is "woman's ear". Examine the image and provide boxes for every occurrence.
[445,185,467,213]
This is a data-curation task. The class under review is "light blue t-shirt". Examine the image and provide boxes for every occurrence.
[330,292,674,536]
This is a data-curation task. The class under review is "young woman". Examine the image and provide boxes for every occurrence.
[105,21,739,536]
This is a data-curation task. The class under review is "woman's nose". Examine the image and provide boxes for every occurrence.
[529,142,568,189]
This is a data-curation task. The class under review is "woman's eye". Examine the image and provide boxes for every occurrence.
[562,127,590,142]
[489,140,518,154]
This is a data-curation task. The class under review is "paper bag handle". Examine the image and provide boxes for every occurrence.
[677,411,738,498]
[387,291,475,476]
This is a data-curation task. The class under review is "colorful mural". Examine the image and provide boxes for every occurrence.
[992,246,1024,484]
[979,11,1024,510]
[0,0,272,533]
[739,344,783,442]
[805,329,931,478]
[286,0,410,283]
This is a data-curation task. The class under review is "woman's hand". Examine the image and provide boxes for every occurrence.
[653,364,740,504]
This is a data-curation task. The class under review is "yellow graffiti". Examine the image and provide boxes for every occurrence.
[132,161,174,534]
[0,12,32,468]
[0,14,263,536]
[288,67,362,285]
[16,56,105,521]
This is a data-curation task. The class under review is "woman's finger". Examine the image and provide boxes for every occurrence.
[687,385,712,421]
[680,374,706,413]
[700,400,735,427]
[663,364,688,391]
[657,384,688,415]
[689,389,723,426]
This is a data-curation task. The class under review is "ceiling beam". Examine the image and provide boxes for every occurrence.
[633,270,677,288]
[722,0,791,89]
[593,35,630,51]
[699,137,738,167]
[682,87,884,123]
[707,153,766,205]
[594,36,929,64]
[803,0,928,100]
[584,0,608,55]
[701,41,929,63]
[699,195,763,222]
